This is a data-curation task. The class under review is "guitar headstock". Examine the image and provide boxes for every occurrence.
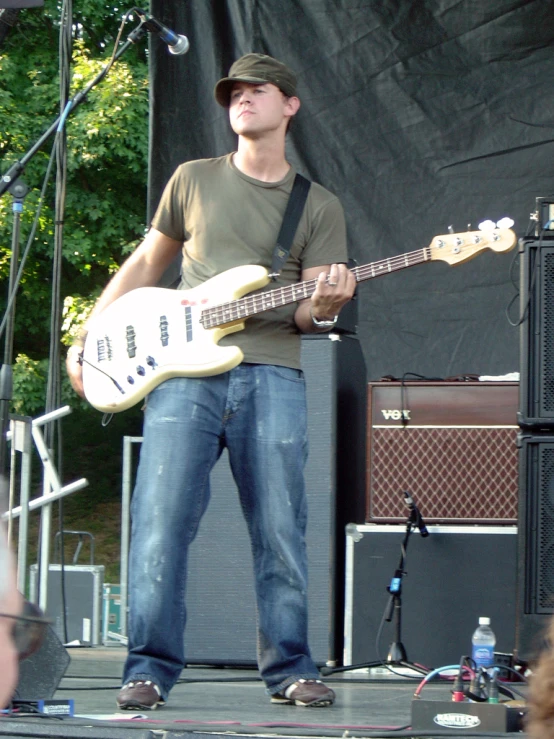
[429,228,517,265]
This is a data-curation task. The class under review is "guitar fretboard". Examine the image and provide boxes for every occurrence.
[200,247,431,329]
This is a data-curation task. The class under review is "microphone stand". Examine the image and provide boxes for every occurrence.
[0,20,148,507]
[380,505,426,672]
[0,180,29,509]
[321,495,429,678]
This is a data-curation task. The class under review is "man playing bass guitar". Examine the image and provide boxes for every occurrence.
[66,53,355,710]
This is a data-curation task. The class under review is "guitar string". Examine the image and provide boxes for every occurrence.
[200,246,432,329]
[201,229,511,329]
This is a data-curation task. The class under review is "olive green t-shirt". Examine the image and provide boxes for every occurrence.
[151,153,348,369]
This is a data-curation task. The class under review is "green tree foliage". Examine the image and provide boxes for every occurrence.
[0,1,149,414]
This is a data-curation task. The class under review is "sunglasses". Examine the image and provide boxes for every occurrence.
[0,601,52,660]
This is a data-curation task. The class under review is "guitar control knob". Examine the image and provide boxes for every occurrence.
[136,366,146,376]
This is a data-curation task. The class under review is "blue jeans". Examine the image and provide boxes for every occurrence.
[123,364,320,699]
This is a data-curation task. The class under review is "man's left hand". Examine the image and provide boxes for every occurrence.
[310,263,356,321]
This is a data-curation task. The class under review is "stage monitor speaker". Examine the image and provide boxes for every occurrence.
[366,381,519,523]
[344,524,517,670]
[516,433,554,662]
[518,239,554,429]
[12,625,70,701]
[123,334,367,666]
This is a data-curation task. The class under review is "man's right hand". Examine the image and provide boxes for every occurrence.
[66,344,86,398]
[63,228,184,403]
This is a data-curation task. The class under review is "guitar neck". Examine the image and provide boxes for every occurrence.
[201,247,430,329]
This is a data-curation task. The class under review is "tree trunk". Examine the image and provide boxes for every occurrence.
[0,9,20,48]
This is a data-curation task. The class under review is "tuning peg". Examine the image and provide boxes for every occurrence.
[448,225,454,234]
[496,217,514,229]
[478,220,496,231]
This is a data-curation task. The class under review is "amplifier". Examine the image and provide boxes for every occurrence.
[518,240,554,428]
[515,433,554,661]
[366,382,519,524]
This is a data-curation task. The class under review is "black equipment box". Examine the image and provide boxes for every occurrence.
[343,524,517,670]
[411,700,525,733]
[29,564,104,646]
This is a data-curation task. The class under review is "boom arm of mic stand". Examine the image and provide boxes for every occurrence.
[0,25,147,198]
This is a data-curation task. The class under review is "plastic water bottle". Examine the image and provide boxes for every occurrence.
[471,616,496,669]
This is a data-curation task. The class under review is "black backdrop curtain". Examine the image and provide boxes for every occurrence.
[147,0,554,381]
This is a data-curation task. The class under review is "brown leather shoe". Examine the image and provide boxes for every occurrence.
[116,680,165,710]
[270,679,335,707]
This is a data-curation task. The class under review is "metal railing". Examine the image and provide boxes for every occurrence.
[3,406,88,609]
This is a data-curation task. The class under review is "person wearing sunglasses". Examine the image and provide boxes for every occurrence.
[0,527,52,709]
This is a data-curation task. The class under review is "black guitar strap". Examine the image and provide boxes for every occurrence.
[270,173,311,279]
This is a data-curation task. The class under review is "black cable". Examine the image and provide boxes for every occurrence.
[506,206,554,329]
[399,372,444,429]
[451,656,467,702]
[504,248,520,327]
[1,135,58,612]
[6,702,64,720]
[42,3,139,646]
[505,232,543,329]
[0,141,58,343]
[48,0,73,647]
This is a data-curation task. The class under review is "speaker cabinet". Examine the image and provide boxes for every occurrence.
[13,625,70,700]
[366,382,519,524]
[344,524,517,669]
[123,334,367,666]
[516,433,554,661]
[519,239,554,429]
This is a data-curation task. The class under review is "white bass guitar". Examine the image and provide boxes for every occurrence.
[82,227,517,413]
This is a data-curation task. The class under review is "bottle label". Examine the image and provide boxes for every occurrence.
[472,645,494,667]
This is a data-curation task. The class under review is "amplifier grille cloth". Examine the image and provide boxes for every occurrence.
[539,446,554,611]
[368,426,518,522]
[542,251,554,415]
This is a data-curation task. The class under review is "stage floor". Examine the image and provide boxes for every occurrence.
[1,646,528,738]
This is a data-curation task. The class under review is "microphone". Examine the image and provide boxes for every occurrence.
[404,491,429,537]
[134,9,190,56]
